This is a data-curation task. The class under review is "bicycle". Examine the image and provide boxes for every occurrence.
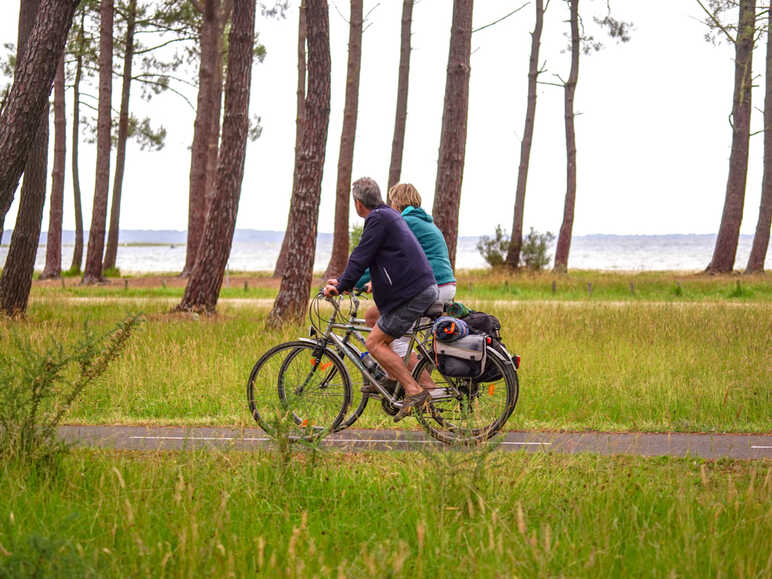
[246,290,520,445]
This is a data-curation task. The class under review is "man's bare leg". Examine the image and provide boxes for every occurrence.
[365,325,423,396]
[366,305,436,390]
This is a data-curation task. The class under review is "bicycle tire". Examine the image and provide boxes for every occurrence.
[246,340,352,440]
[411,346,519,445]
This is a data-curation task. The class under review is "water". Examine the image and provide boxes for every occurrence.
[1,231,769,273]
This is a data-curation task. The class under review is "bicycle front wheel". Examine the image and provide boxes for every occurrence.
[412,347,519,445]
[247,341,352,439]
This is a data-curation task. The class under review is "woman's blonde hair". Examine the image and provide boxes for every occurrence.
[388,183,422,212]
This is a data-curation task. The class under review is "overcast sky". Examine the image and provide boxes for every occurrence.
[2,0,769,237]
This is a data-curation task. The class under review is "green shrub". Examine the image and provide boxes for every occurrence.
[0,315,141,468]
[349,222,364,253]
[476,225,510,267]
[521,227,555,271]
[477,226,555,271]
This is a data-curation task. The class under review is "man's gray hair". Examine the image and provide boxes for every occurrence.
[351,177,383,209]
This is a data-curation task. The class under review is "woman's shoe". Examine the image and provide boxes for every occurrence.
[393,390,431,423]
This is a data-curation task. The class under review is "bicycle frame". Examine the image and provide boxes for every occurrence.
[313,293,436,407]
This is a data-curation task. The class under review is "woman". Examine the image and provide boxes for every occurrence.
[358,183,456,393]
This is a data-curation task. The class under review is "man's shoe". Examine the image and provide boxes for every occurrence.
[393,390,431,423]
[361,378,397,395]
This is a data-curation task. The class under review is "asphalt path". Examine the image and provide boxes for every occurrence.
[58,425,772,460]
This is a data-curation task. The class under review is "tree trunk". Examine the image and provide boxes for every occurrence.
[553,0,580,273]
[325,0,362,279]
[182,0,218,277]
[274,0,307,279]
[268,0,331,326]
[82,0,114,285]
[103,0,137,272]
[746,4,771,274]
[69,9,85,274]
[431,0,473,270]
[0,0,78,229]
[387,0,414,195]
[205,0,231,215]
[0,108,48,316]
[0,0,51,317]
[40,55,66,280]
[505,0,544,270]
[177,0,256,313]
[707,0,756,274]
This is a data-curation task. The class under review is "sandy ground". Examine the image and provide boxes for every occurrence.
[33,274,287,290]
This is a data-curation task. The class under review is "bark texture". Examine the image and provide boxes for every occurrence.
[746,3,771,274]
[387,0,414,194]
[707,0,756,273]
[506,0,544,269]
[553,0,580,272]
[182,0,218,277]
[40,55,67,280]
[177,0,256,313]
[103,0,137,272]
[83,0,114,284]
[325,0,362,279]
[269,0,331,326]
[69,9,85,273]
[0,0,52,316]
[432,0,473,270]
[0,0,78,230]
[274,0,307,278]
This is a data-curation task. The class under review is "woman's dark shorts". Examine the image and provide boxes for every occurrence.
[377,284,439,338]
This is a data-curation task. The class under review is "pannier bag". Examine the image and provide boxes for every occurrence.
[433,316,469,342]
[433,333,487,378]
[443,303,516,383]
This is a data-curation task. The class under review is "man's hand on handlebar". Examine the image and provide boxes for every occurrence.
[323,278,339,298]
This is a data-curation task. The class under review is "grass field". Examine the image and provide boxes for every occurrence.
[1,272,770,577]
[1,449,769,577]
[2,271,770,433]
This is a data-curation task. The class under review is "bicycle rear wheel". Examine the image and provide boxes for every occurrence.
[247,341,352,439]
[411,347,519,445]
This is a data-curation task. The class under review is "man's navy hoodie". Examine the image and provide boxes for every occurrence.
[336,205,436,315]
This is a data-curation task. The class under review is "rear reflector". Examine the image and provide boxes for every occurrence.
[513,355,521,369]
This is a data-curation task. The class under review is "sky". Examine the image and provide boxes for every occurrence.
[1,0,769,237]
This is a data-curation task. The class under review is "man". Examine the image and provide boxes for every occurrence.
[323,177,439,421]
[357,183,456,396]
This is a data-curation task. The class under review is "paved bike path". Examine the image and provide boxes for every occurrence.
[58,425,772,460]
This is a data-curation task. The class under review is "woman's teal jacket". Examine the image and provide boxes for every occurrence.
[356,205,455,289]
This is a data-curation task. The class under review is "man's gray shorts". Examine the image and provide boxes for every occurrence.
[377,284,439,338]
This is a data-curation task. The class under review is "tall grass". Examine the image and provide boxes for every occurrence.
[0,450,768,577]
[2,297,769,432]
[0,316,140,468]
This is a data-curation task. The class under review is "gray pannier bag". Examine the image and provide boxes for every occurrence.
[433,333,487,378]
